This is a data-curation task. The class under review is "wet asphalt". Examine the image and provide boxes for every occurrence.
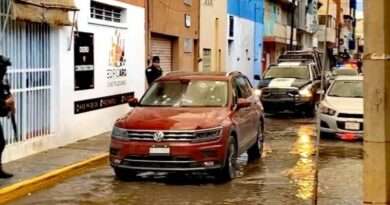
[12,115,362,205]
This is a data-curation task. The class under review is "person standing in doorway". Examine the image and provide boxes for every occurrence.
[146,56,163,86]
[0,56,14,178]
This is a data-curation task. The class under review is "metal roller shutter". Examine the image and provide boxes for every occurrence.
[151,36,172,73]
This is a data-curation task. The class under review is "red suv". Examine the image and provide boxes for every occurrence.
[110,72,265,181]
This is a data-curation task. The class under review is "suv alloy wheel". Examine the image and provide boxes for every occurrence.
[214,136,238,182]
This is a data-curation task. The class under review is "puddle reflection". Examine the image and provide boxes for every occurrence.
[284,126,316,200]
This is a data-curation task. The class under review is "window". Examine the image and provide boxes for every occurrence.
[140,80,228,107]
[229,16,234,37]
[203,49,212,71]
[233,76,252,98]
[90,1,124,23]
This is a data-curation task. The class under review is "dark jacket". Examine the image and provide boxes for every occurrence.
[145,66,163,85]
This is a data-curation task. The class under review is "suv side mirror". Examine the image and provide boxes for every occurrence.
[254,75,261,81]
[128,97,139,107]
[237,98,251,110]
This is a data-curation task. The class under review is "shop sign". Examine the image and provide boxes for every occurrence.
[107,30,127,87]
[74,32,94,91]
[74,92,132,114]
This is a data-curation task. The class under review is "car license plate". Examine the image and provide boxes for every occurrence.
[345,122,360,130]
[149,147,170,155]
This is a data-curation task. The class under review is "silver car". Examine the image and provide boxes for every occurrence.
[318,76,363,140]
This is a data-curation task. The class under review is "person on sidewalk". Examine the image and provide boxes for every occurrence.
[145,56,163,86]
[0,56,14,178]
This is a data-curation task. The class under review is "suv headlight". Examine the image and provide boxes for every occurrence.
[194,127,222,142]
[320,105,336,116]
[299,86,313,98]
[112,126,128,140]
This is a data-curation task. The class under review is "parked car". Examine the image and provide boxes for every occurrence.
[256,61,321,115]
[110,72,265,181]
[329,68,359,83]
[318,76,363,140]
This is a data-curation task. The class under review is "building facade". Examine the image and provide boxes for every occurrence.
[2,0,146,162]
[227,0,264,82]
[296,0,320,49]
[147,0,200,72]
[198,0,227,72]
[338,0,357,57]
[263,0,296,69]
[317,0,337,50]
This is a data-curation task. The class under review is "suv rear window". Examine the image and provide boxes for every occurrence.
[140,80,228,107]
[264,66,310,80]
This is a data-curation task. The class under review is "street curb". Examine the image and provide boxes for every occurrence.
[0,153,109,204]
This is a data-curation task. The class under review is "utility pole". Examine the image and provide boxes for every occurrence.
[289,0,296,50]
[364,0,390,204]
[351,0,356,53]
[313,0,330,204]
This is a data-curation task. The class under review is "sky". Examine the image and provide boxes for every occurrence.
[356,0,363,19]
[357,0,363,11]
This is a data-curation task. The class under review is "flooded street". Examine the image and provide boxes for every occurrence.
[12,117,362,205]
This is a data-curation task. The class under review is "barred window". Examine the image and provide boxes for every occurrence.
[90,1,124,23]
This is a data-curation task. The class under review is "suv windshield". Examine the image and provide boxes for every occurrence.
[328,80,363,98]
[264,66,310,80]
[140,80,228,107]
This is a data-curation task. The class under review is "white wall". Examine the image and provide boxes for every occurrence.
[227,16,255,82]
[3,0,146,162]
[57,0,146,142]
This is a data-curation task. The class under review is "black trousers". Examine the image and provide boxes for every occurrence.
[0,123,5,165]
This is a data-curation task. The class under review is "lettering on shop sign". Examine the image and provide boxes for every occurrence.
[107,30,127,88]
[74,92,132,114]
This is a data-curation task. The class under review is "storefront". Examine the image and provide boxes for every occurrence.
[2,0,146,162]
[151,35,173,73]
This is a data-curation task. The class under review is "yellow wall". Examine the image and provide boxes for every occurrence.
[318,0,337,18]
[198,0,227,72]
[149,0,200,71]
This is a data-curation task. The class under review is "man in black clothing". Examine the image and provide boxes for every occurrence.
[0,55,14,178]
[145,56,163,86]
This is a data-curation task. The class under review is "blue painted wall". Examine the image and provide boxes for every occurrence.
[228,0,264,81]
[228,0,263,23]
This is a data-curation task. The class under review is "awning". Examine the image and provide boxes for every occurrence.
[11,0,78,26]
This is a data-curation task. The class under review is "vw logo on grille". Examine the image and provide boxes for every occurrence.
[153,131,165,142]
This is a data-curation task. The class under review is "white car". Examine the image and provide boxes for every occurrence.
[318,76,363,140]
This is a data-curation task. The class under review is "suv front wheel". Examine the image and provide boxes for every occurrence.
[114,167,137,181]
[213,136,238,182]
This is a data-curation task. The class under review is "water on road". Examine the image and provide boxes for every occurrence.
[13,116,362,205]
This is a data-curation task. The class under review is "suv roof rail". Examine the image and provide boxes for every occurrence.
[226,71,242,77]
[164,71,188,76]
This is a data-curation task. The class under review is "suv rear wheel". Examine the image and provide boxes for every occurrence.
[247,120,264,161]
[214,136,238,182]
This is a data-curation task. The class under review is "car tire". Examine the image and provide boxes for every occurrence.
[304,103,316,117]
[114,167,137,181]
[214,136,238,182]
[247,120,264,162]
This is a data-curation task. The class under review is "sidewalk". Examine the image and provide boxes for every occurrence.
[0,133,110,203]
